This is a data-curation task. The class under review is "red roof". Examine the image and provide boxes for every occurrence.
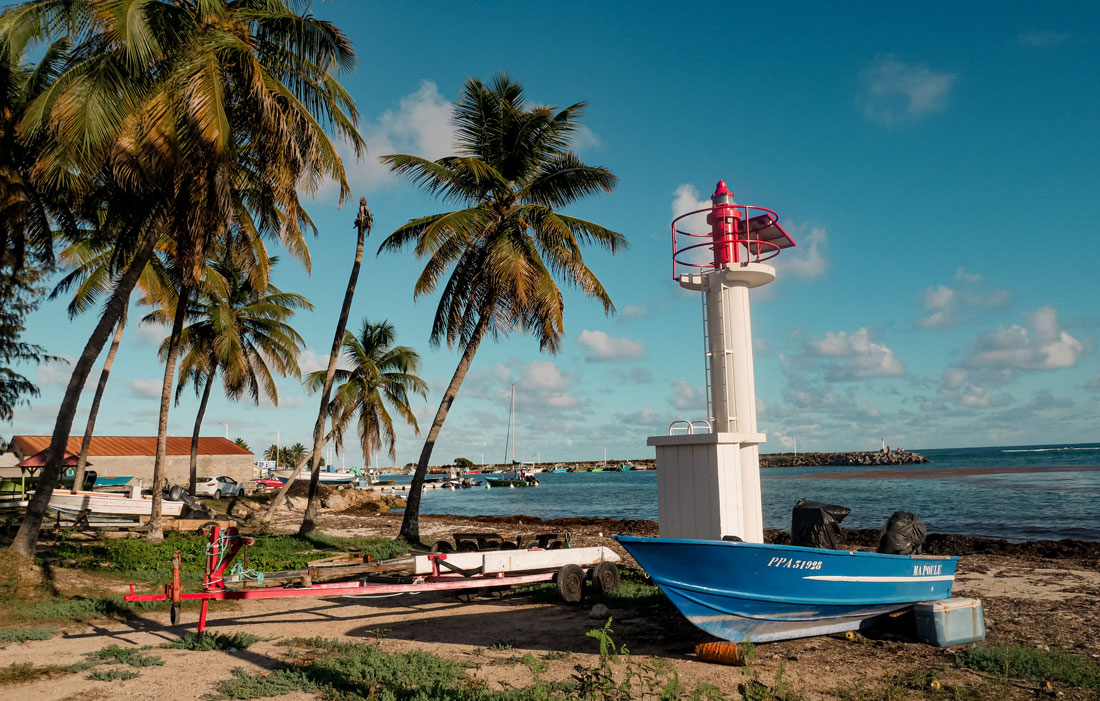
[12,436,252,458]
[17,449,83,468]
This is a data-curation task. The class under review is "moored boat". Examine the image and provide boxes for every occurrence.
[615,535,956,643]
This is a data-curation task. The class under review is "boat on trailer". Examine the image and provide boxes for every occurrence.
[616,535,956,642]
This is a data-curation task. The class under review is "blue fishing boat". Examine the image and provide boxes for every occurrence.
[615,535,957,643]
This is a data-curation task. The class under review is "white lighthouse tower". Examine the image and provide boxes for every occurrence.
[649,180,796,543]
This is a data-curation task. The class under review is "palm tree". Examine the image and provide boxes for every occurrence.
[263,199,372,533]
[286,443,309,470]
[380,75,627,543]
[305,319,427,467]
[263,444,281,467]
[4,0,363,556]
[172,257,310,493]
[233,437,250,452]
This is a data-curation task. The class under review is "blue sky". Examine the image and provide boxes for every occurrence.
[6,2,1100,465]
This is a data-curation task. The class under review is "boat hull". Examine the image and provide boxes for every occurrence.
[48,490,184,517]
[615,535,957,643]
[273,470,356,485]
[485,479,533,488]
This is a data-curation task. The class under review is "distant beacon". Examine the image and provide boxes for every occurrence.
[651,180,796,542]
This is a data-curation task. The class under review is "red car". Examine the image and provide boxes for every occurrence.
[251,477,285,491]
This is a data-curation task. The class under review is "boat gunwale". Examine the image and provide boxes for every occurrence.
[614,534,958,562]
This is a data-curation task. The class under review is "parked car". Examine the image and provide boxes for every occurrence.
[194,476,244,499]
[251,477,284,491]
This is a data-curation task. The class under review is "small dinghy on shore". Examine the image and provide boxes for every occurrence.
[615,535,956,643]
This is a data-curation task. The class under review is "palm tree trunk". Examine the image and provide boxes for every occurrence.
[299,199,370,535]
[146,285,192,542]
[73,305,128,491]
[257,424,339,523]
[188,370,215,495]
[9,232,158,559]
[399,311,492,544]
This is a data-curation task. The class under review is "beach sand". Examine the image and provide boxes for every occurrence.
[3,511,1098,699]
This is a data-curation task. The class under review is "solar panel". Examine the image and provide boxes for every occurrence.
[739,214,796,255]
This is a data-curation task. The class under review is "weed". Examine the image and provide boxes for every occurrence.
[364,627,391,639]
[163,632,261,651]
[213,666,318,698]
[0,626,54,645]
[955,644,1100,690]
[0,662,71,685]
[86,644,165,668]
[88,668,139,682]
[738,663,803,701]
[573,618,724,700]
[543,650,569,661]
[213,637,466,699]
[488,641,515,651]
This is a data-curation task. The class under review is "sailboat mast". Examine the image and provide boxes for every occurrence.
[510,384,516,464]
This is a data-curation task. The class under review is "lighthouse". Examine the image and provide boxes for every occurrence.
[649,181,796,543]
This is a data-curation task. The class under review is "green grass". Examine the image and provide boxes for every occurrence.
[955,645,1100,690]
[88,668,140,681]
[516,568,665,609]
[164,631,261,651]
[0,626,54,645]
[86,644,165,668]
[0,662,74,685]
[0,643,162,686]
[43,532,408,584]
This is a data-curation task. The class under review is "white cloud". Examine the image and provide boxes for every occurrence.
[129,378,163,399]
[917,272,1011,329]
[619,305,647,321]
[776,223,828,281]
[329,80,456,195]
[753,337,772,356]
[965,306,1083,370]
[1018,30,1070,48]
[668,379,706,412]
[135,322,170,348]
[808,328,905,380]
[671,184,714,268]
[1086,374,1100,392]
[36,355,74,386]
[296,348,353,375]
[858,55,957,126]
[577,329,643,362]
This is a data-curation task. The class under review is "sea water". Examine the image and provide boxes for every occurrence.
[390,443,1100,541]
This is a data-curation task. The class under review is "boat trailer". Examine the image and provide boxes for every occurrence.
[123,524,622,634]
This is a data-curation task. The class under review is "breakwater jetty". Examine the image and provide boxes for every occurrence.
[760,450,928,468]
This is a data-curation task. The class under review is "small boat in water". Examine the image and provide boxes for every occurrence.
[615,535,957,643]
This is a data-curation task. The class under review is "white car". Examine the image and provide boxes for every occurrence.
[194,476,244,499]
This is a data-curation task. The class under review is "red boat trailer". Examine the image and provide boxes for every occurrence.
[124,524,617,634]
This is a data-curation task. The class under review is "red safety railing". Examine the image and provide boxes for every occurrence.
[671,204,784,280]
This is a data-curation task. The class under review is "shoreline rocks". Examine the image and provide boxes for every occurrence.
[760,450,928,468]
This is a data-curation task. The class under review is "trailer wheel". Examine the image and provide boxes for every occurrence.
[556,564,585,603]
[170,604,181,626]
[430,540,454,553]
[591,562,621,594]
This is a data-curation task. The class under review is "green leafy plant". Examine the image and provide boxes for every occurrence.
[0,626,53,646]
[164,632,261,651]
[88,668,140,682]
[955,645,1100,690]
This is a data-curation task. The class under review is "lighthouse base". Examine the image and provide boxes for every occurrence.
[647,432,766,543]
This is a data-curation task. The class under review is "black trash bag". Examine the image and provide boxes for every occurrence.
[877,511,927,554]
[791,498,851,549]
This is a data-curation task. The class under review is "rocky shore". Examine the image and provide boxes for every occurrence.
[760,449,928,468]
